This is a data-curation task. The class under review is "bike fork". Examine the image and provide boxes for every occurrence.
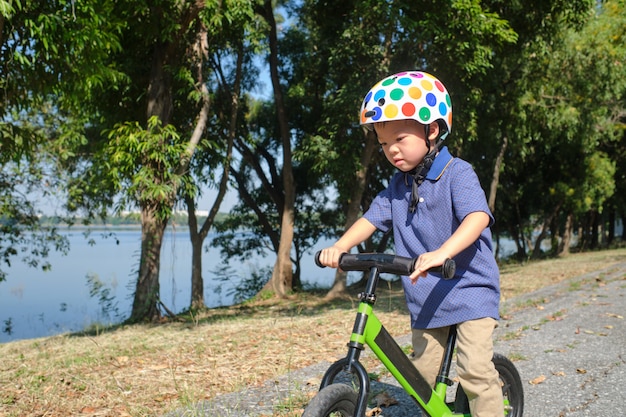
[319,346,370,416]
[319,298,374,417]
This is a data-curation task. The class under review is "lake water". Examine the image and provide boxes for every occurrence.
[0,228,339,343]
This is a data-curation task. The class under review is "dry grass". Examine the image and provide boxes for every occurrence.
[498,247,626,300]
[1,248,625,417]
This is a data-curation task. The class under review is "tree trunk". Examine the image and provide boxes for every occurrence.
[146,41,173,124]
[189,235,204,309]
[128,38,174,322]
[260,0,295,297]
[511,203,527,260]
[326,130,379,298]
[590,210,599,249]
[558,211,574,256]
[532,202,562,259]
[186,26,210,311]
[187,195,207,311]
[186,27,240,311]
[488,136,508,213]
[325,32,393,297]
[126,3,207,321]
[130,205,168,321]
[607,208,615,245]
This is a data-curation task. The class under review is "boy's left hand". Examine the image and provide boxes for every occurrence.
[409,250,449,284]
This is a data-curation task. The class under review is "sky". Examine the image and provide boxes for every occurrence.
[197,187,239,214]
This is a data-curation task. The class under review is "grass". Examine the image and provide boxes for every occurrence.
[0,248,625,416]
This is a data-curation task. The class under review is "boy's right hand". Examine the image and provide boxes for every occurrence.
[317,245,346,269]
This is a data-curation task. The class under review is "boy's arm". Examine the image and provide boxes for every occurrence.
[409,211,490,282]
[318,217,378,268]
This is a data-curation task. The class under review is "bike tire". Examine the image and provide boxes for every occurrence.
[302,383,358,417]
[453,353,524,416]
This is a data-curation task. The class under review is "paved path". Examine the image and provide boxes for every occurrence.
[168,262,626,416]
[490,262,626,416]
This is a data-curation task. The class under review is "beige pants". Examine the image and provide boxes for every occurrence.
[411,318,504,417]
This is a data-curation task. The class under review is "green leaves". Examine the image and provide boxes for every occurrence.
[102,116,186,218]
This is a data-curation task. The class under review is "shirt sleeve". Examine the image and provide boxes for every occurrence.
[450,162,495,227]
[363,186,394,233]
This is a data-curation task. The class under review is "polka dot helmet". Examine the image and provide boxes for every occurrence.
[360,71,452,138]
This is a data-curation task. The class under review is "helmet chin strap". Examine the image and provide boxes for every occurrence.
[406,123,440,213]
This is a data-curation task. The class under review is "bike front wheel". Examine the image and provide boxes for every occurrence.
[453,353,524,417]
[302,383,358,417]
[493,353,524,417]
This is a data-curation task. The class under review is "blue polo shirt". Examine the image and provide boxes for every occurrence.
[363,146,500,329]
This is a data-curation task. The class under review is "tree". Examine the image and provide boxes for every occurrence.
[184,1,260,309]
[292,0,400,296]
[293,0,517,294]
[254,0,297,298]
[1,0,123,281]
[214,0,520,297]
[530,0,624,254]
[5,0,625,316]
[211,2,322,297]
[486,0,625,258]
[62,0,250,321]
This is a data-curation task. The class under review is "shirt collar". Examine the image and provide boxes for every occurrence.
[425,146,454,181]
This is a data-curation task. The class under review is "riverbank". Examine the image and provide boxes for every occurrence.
[1,248,625,416]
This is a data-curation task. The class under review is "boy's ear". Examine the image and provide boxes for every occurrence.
[428,122,440,140]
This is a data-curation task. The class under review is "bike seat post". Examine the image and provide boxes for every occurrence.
[349,266,382,360]
[360,266,381,305]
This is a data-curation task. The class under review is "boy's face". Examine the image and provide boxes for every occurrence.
[374,119,439,172]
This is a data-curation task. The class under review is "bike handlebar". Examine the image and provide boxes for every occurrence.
[315,252,456,280]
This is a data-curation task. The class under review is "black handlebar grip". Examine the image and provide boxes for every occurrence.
[401,257,456,279]
[314,251,325,268]
[441,258,456,279]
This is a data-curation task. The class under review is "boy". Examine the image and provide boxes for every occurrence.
[318,71,504,416]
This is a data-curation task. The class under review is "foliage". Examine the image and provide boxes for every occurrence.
[292,0,517,207]
[0,107,72,281]
[506,0,625,254]
[212,264,273,305]
[0,0,125,280]
[0,162,70,282]
[105,117,187,220]
[2,0,626,305]
[1,0,125,112]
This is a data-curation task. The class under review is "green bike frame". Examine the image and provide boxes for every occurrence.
[318,255,465,417]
